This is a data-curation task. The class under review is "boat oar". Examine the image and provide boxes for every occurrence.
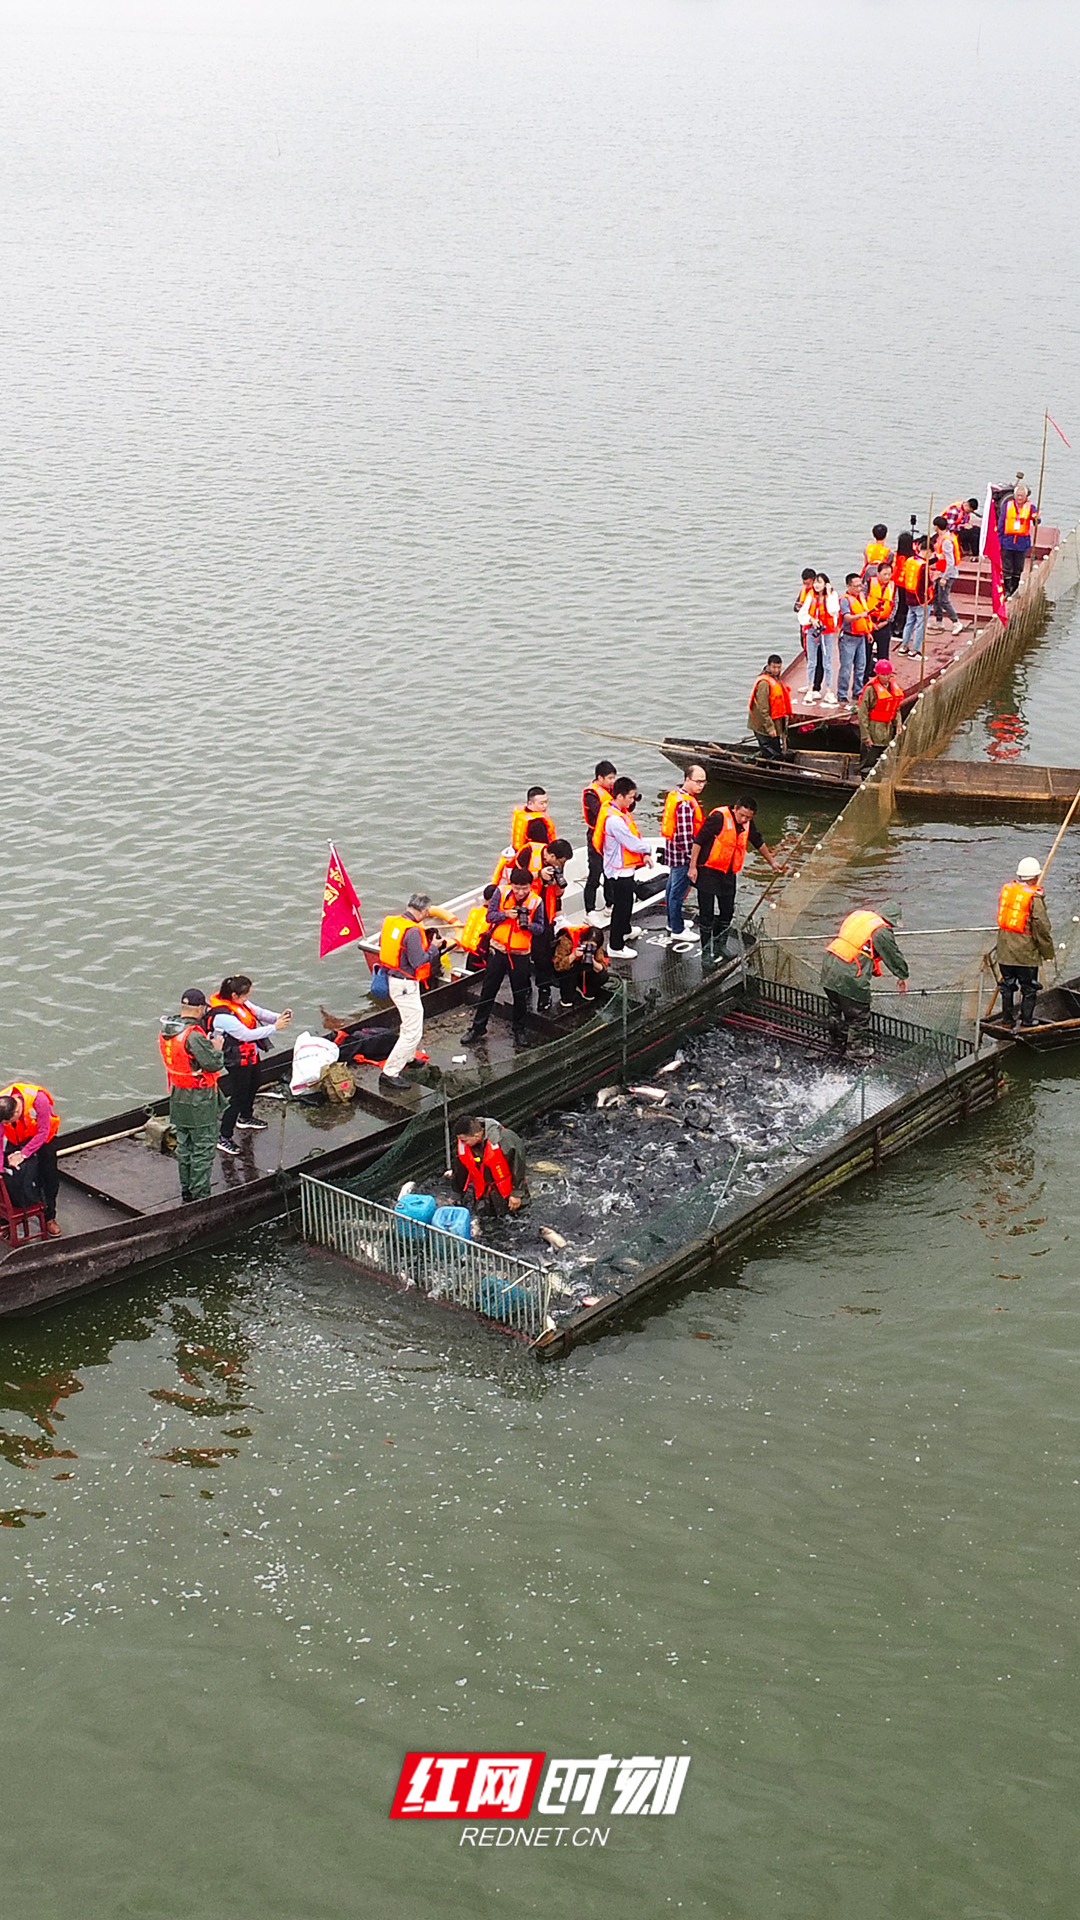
[581,727,672,752]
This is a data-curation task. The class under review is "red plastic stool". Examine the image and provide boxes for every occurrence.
[0,1178,46,1246]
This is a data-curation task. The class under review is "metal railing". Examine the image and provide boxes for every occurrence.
[299,1175,550,1338]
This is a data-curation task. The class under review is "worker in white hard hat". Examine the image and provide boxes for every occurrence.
[995,857,1054,1029]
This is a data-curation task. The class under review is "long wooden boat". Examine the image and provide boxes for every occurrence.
[660,736,862,799]
[980,973,1080,1052]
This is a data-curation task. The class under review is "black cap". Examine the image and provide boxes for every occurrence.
[181,988,207,1007]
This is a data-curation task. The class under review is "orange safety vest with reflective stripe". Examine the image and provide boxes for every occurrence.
[748,674,793,724]
[660,789,705,840]
[863,540,893,571]
[159,1025,221,1092]
[378,914,431,983]
[459,905,490,954]
[1003,500,1033,539]
[865,677,904,726]
[511,807,555,852]
[456,1135,513,1201]
[701,808,750,874]
[489,883,542,954]
[827,910,887,973]
[866,578,896,624]
[0,1082,60,1147]
[997,883,1038,934]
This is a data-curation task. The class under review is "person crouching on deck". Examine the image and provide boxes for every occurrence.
[820,903,909,1054]
[451,1115,529,1217]
[0,1081,62,1233]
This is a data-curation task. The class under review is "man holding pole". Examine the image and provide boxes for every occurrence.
[995,858,1054,1030]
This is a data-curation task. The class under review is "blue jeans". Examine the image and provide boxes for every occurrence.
[837,632,863,702]
[933,571,960,624]
[903,604,928,654]
[666,862,693,934]
[806,628,834,694]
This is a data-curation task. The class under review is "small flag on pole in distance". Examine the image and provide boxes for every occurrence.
[979,482,1009,624]
[1047,412,1071,448]
[320,842,366,957]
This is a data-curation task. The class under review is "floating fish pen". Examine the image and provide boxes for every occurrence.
[299,949,1009,1356]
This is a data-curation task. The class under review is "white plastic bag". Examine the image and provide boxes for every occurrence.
[289,1031,339,1094]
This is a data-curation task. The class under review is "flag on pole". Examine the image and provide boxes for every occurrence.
[979,482,1009,623]
[1047,412,1071,448]
[319,842,366,957]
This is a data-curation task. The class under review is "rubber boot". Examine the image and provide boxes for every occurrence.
[536,989,552,1014]
[999,986,1015,1028]
[1019,987,1038,1030]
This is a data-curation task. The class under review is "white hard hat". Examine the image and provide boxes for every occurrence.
[1017,857,1042,881]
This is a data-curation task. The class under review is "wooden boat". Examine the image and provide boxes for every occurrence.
[980,973,1080,1052]
[660,736,862,799]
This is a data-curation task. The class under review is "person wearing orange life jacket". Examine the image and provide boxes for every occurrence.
[601,777,654,958]
[865,562,897,662]
[928,515,968,636]
[799,573,841,706]
[582,760,617,916]
[945,495,981,556]
[531,839,574,1013]
[451,1115,529,1216]
[458,901,493,973]
[158,987,226,1201]
[462,867,546,1044]
[552,921,610,1006]
[0,1078,62,1232]
[661,764,707,942]
[493,819,553,890]
[998,483,1039,599]
[208,975,292,1155]
[995,857,1054,1029]
[820,902,908,1052]
[510,788,556,854]
[859,524,894,587]
[896,539,931,657]
[687,796,782,958]
[856,656,905,775]
[838,576,875,703]
[749,656,793,764]
[377,893,448,1089]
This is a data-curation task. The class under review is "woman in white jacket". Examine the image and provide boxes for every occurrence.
[798,573,841,706]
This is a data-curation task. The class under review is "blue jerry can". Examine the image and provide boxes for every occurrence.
[395,1192,437,1239]
[432,1206,472,1241]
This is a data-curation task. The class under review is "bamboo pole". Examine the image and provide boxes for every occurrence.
[1029,409,1049,585]
[1038,777,1080,883]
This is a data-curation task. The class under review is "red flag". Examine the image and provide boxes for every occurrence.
[1047,411,1071,448]
[979,483,1009,623]
[319,842,366,957]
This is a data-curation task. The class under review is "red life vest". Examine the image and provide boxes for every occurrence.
[378,915,431,983]
[1003,500,1033,539]
[208,994,261,1068]
[660,788,705,840]
[0,1082,60,1147]
[510,806,555,852]
[701,807,750,874]
[456,1134,513,1201]
[159,1024,221,1092]
[748,674,793,724]
[865,676,904,726]
[997,883,1037,934]
[489,884,542,953]
[827,910,887,974]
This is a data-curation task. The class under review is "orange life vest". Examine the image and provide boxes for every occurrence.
[605,807,649,870]
[866,578,895,623]
[748,674,793,724]
[159,1023,221,1092]
[701,807,750,874]
[456,1134,513,1201]
[842,592,873,636]
[458,905,490,954]
[1003,500,1033,539]
[582,779,609,827]
[997,882,1037,934]
[901,555,926,598]
[591,792,613,854]
[933,530,960,572]
[511,806,555,852]
[944,499,970,531]
[0,1082,60,1148]
[208,994,261,1067]
[863,540,893,570]
[805,590,839,633]
[378,914,431,983]
[489,883,542,953]
[827,910,887,973]
[864,676,904,726]
[492,842,545,886]
[660,788,706,840]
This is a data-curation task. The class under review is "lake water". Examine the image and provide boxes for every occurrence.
[3,2,1080,1913]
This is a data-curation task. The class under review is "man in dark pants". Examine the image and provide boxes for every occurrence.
[463,868,546,1044]
[0,1081,62,1233]
[998,483,1038,598]
[581,761,617,917]
[601,777,652,958]
[532,839,572,1013]
[687,797,781,957]
[820,902,909,1053]
[995,857,1054,1028]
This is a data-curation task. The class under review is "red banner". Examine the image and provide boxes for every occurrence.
[979,483,1009,623]
[319,843,365,957]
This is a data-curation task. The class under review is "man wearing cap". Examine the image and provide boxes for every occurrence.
[378,894,447,1089]
[821,902,909,1053]
[158,990,226,1201]
[996,859,1054,1029]
[856,656,905,776]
